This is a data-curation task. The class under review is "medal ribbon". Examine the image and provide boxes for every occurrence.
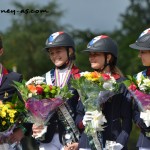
[57,103,80,143]
[55,62,73,88]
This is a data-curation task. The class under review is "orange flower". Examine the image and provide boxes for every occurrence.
[91,71,101,79]
[27,85,37,93]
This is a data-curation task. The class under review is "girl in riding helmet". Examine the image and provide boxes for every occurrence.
[75,35,132,150]
[129,28,150,150]
[32,31,80,150]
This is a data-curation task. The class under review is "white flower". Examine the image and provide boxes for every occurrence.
[139,84,147,91]
[110,76,116,82]
[136,72,143,85]
[26,79,32,85]
[134,72,150,93]
[140,110,150,127]
[26,76,45,85]
[35,80,45,85]
[103,81,115,91]
[102,75,116,91]
[28,93,33,98]
[138,78,150,91]
[91,110,107,131]
[80,71,90,76]
[143,79,150,87]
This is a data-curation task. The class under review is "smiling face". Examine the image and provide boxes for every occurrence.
[48,47,69,67]
[138,50,150,66]
[89,52,106,70]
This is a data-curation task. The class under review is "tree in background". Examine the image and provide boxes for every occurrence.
[1,0,64,79]
[112,0,150,76]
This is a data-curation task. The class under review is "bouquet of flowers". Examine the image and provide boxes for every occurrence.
[0,94,25,145]
[123,72,150,128]
[71,71,119,150]
[13,76,73,127]
[72,71,118,112]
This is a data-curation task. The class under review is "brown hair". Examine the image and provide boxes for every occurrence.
[109,54,124,77]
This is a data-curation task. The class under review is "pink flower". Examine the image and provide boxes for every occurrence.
[101,74,111,80]
[50,98,57,101]
[129,83,137,91]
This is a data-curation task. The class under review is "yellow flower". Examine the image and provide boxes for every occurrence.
[10,118,14,123]
[83,71,101,82]
[7,109,11,113]
[9,112,15,118]
[1,111,6,118]
[8,109,17,118]
[5,103,12,108]
[2,105,9,112]
[2,121,6,126]
[91,78,99,82]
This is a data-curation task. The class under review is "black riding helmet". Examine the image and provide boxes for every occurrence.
[84,35,118,58]
[44,31,76,61]
[44,31,75,51]
[83,35,118,72]
[44,32,75,68]
[129,28,150,50]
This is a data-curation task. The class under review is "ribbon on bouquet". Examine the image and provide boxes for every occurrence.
[57,103,80,144]
[87,131,103,150]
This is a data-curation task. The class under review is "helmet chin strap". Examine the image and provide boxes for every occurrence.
[95,53,110,72]
[95,63,110,72]
[56,60,70,69]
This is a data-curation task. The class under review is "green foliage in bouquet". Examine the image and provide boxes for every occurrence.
[13,78,73,102]
[71,76,101,111]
